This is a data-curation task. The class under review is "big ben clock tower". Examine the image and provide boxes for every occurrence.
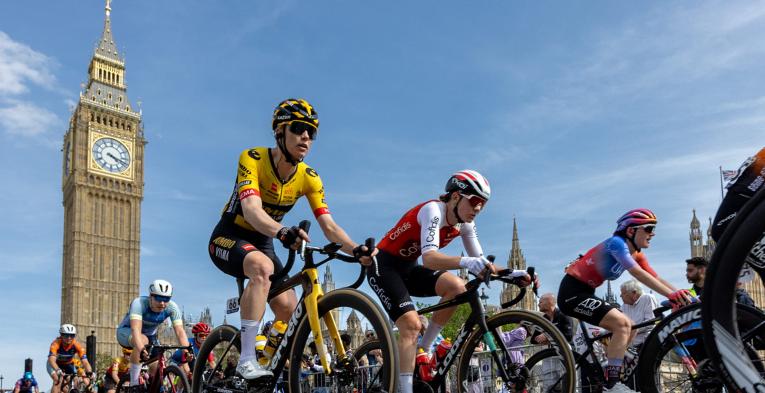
[61,0,145,356]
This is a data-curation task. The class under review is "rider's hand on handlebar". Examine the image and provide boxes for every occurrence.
[277,225,311,250]
[667,289,693,311]
[353,245,378,266]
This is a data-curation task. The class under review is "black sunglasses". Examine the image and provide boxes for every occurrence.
[636,225,655,234]
[287,121,318,140]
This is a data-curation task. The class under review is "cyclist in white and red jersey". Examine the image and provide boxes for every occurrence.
[369,170,532,393]
[558,209,692,393]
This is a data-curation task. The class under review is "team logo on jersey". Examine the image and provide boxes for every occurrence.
[248,149,261,160]
[306,167,318,177]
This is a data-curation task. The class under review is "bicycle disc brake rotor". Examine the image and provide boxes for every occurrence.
[690,359,724,393]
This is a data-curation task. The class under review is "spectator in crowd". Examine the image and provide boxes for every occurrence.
[686,257,707,297]
[535,293,574,344]
[619,279,659,349]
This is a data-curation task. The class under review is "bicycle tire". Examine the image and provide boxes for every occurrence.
[455,310,576,393]
[287,288,398,393]
[163,364,190,393]
[192,324,241,393]
[702,187,765,391]
[351,339,386,391]
[113,375,131,393]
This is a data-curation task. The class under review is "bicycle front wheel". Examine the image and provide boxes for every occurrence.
[192,325,242,393]
[288,288,398,393]
[702,187,765,391]
[163,365,190,393]
[455,310,576,393]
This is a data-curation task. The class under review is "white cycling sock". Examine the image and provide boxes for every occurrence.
[129,363,141,386]
[419,321,443,352]
[240,319,261,361]
[399,372,413,393]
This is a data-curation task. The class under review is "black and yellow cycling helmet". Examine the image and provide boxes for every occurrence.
[272,98,319,130]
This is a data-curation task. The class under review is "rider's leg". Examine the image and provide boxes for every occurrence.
[240,251,273,361]
[599,309,632,388]
[269,289,297,323]
[395,311,422,393]
[129,333,149,386]
[420,272,465,351]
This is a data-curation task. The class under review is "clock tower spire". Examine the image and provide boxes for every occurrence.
[61,0,146,356]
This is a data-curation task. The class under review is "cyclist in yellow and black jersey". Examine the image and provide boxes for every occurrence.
[208,98,376,380]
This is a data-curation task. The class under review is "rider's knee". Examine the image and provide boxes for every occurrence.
[396,313,422,340]
[243,254,273,281]
[438,273,466,297]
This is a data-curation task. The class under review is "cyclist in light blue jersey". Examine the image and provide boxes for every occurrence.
[116,279,190,390]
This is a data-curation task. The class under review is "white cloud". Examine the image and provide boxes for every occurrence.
[0,30,57,96]
[0,98,60,137]
[0,31,63,139]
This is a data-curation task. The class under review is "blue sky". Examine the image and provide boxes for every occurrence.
[1,1,764,388]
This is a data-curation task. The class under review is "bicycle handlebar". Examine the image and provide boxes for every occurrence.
[269,219,372,290]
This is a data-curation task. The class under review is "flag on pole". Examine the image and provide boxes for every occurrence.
[722,169,738,183]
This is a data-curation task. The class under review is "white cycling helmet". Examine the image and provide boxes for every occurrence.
[445,169,491,201]
[60,324,77,335]
[148,279,173,297]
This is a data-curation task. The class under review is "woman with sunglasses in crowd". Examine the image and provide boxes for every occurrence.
[367,170,533,393]
[207,98,375,380]
[557,209,693,393]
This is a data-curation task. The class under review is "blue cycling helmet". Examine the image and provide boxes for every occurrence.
[23,372,33,380]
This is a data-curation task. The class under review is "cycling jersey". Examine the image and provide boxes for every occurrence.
[48,338,87,366]
[118,296,183,336]
[566,236,658,288]
[106,357,129,377]
[15,379,37,393]
[377,200,482,261]
[219,147,329,230]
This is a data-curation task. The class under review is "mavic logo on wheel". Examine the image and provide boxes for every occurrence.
[657,309,701,342]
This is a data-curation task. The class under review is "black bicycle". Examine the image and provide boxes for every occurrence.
[192,221,398,393]
[637,302,765,393]
[412,266,576,393]
[702,186,765,391]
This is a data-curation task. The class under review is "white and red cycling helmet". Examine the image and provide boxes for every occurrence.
[445,170,491,201]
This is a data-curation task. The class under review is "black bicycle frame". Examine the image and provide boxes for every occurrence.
[417,282,515,388]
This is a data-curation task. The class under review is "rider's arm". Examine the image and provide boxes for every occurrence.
[316,213,358,254]
[110,362,120,383]
[460,222,484,258]
[240,195,286,238]
[48,355,58,371]
[418,202,462,270]
[76,343,92,373]
[627,266,674,297]
[168,301,190,347]
[129,318,145,353]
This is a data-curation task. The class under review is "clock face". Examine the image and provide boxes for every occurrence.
[92,137,131,173]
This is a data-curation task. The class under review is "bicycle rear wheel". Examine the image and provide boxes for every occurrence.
[288,288,398,393]
[455,310,576,393]
[702,187,765,391]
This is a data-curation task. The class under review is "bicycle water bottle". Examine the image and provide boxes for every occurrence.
[263,320,287,360]
[431,339,452,370]
[255,334,268,366]
[416,348,434,382]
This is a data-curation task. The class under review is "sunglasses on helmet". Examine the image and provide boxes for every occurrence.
[287,121,318,140]
[634,224,656,234]
[460,193,487,208]
[152,295,171,303]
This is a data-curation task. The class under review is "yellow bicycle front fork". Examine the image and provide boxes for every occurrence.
[303,268,346,374]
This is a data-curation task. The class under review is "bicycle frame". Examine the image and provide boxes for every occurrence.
[417,272,535,389]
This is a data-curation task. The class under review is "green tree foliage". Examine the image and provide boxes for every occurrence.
[95,352,116,375]
[439,303,472,341]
